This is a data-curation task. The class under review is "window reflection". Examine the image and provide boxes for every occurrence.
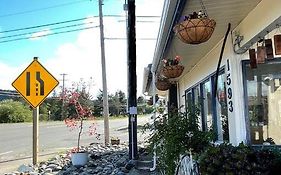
[245,62,281,145]
[217,73,229,141]
[202,79,213,131]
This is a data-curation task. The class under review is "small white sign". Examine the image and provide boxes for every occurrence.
[129,107,137,115]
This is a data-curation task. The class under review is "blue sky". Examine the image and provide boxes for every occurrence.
[0,0,164,97]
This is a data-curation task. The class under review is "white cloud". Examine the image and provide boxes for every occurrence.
[29,29,52,40]
[0,62,28,90]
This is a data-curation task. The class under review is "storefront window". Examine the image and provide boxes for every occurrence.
[216,73,229,141]
[202,79,213,131]
[193,85,203,130]
[185,90,192,112]
[244,61,281,145]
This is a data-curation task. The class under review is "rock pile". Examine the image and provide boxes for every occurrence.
[5,143,138,175]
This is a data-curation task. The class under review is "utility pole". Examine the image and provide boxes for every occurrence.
[60,73,67,119]
[126,0,138,159]
[98,0,110,145]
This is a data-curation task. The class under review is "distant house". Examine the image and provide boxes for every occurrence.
[0,89,20,101]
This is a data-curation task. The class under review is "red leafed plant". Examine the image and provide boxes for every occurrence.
[62,87,98,153]
[162,55,182,67]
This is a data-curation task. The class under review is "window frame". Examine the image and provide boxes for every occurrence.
[184,67,227,141]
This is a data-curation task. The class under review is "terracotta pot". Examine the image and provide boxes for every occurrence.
[173,18,216,44]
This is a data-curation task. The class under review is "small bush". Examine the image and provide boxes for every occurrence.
[0,100,32,123]
[199,143,281,174]
[144,107,214,174]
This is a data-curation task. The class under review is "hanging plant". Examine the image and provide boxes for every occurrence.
[161,55,184,78]
[156,77,171,91]
[173,0,216,45]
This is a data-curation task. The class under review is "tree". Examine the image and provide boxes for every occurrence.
[92,90,103,117]
[62,82,98,152]
[0,100,32,123]
[93,90,127,117]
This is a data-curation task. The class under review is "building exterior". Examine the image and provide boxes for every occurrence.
[143,0,281,146]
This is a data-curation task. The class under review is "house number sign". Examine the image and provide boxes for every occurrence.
[226,59,233,112]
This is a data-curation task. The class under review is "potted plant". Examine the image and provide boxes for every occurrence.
[155,77,171,91]
[161,55,184,79]
[62,86,98,167]
[110,137,120,145]
[173,10,216,44]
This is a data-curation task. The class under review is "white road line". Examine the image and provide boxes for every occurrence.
[0,151,13,156]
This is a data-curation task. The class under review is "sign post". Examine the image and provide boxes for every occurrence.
[12,57,59,165]
[33,107,39,165]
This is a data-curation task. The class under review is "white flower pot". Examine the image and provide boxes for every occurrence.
[71,152,88,167]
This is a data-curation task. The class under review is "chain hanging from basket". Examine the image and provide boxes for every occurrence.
[173,0,216,45]
[161,55,184,79]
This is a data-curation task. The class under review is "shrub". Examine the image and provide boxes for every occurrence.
[144,107,214,174]
[199,143,281,174]
[0,100,32,123]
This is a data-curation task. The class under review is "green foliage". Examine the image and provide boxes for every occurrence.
[44,97,62,121]
[199,143,281,174]
[0,100,32,123]
[144,107,214,174]
[39,102,49,121]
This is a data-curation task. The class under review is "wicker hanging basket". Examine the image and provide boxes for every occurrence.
[156,79,171,91]
[162,65,184,79]
[173,18,216,44]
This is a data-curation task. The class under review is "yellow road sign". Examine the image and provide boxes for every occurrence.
[12,57,59,108]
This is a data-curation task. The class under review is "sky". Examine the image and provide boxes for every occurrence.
[0,0,164,98]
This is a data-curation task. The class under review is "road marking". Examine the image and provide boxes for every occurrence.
[0,151,13,156]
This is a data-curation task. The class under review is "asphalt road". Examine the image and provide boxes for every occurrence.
[0,115,151,173]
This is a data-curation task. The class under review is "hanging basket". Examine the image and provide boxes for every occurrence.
[173,18,216,44]
[162,65,184,78]
[156,79,171,91]
[147,99,153,105]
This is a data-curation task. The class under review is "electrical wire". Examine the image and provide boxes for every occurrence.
[0,0,89,18]
[0,17,88,33]
[0,22,96,40]
[0,15,160,34]
[104,37,156,40]
[0,25,99,44]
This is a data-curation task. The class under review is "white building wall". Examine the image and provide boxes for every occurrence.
[178,0,281,146]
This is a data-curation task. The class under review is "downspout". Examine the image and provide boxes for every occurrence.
[150,70,157,171]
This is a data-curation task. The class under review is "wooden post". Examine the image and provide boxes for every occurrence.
[33,106,39,165]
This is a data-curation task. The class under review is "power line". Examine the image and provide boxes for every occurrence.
[0,15,160,34]
[0,22,95,40]
[0,17,88,33]
[0,0,89,18]
[0,26,99,44]
[104,37,156,40]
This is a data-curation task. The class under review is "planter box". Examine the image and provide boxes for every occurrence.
[111,139,120,145]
